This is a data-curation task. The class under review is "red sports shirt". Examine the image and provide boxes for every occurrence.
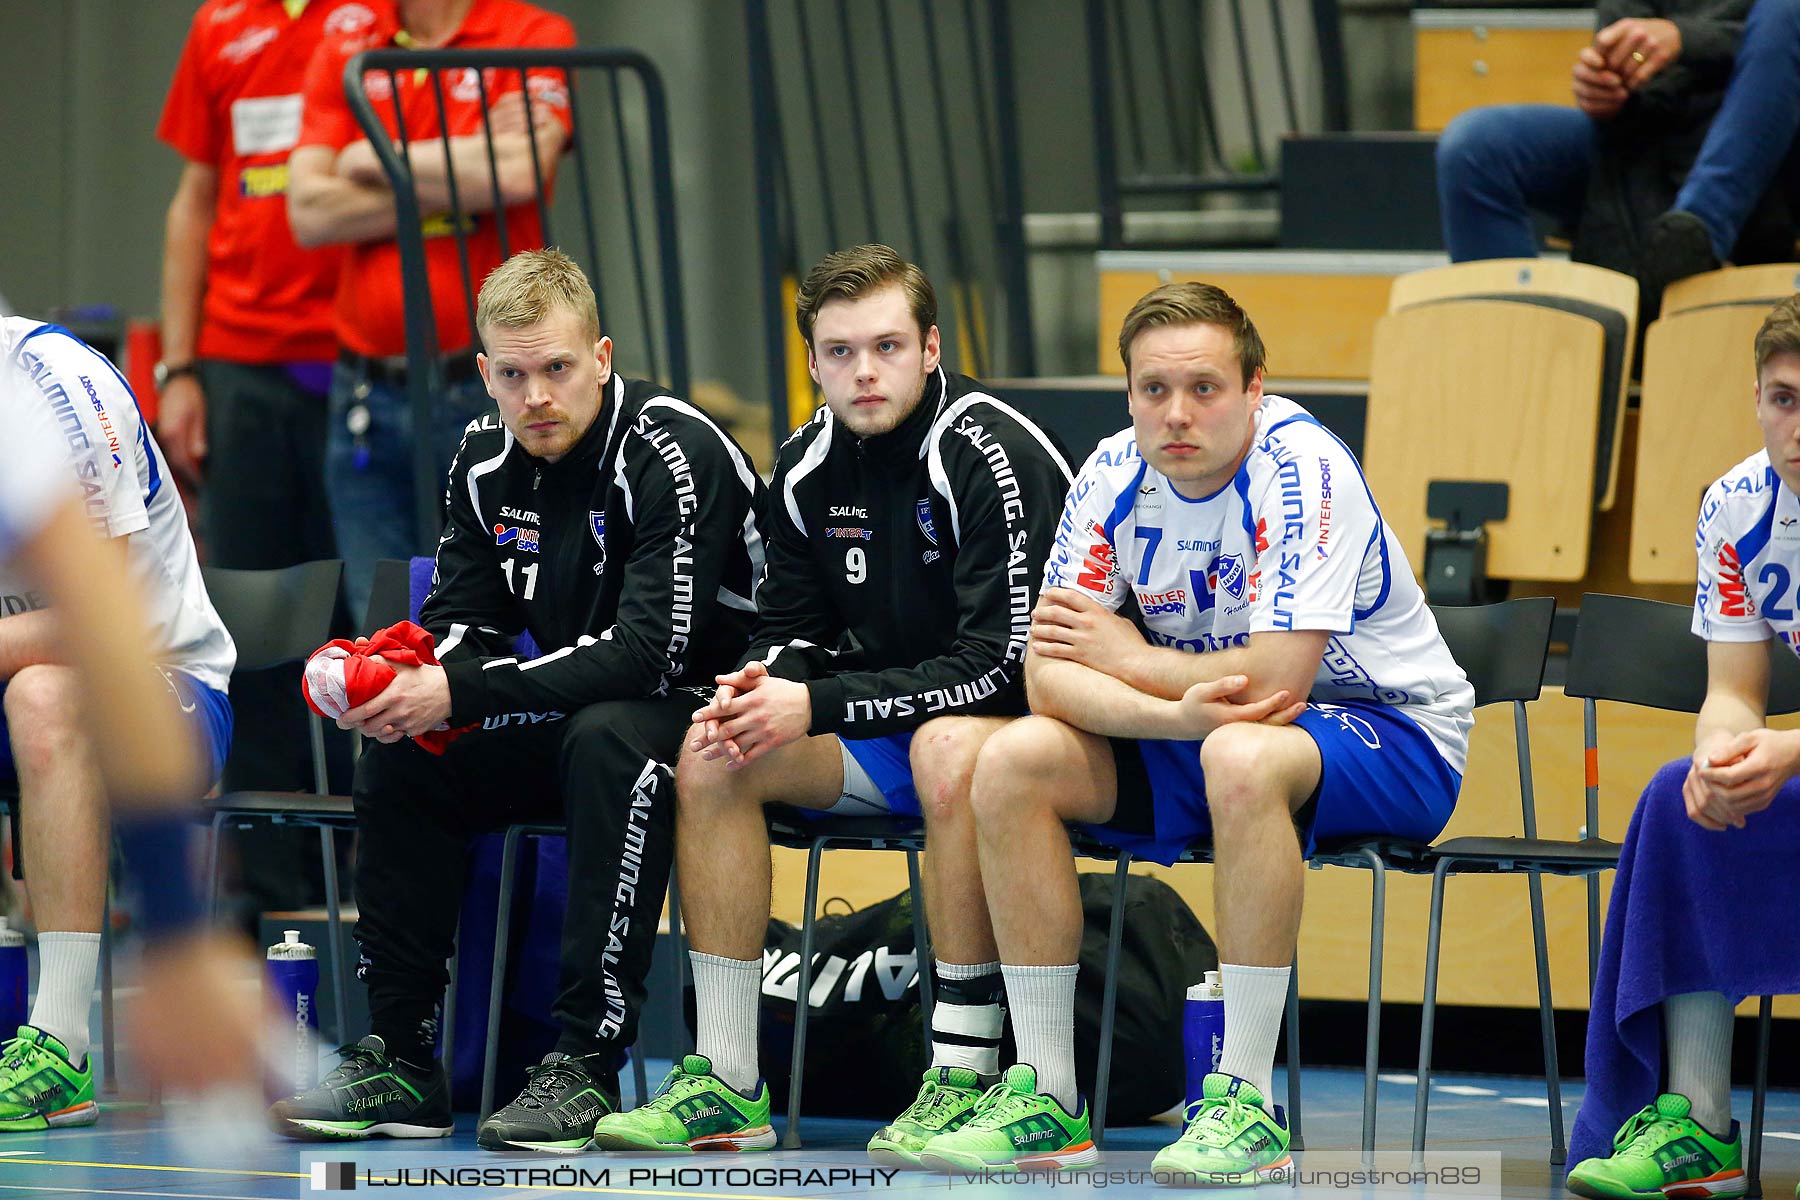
[296,0,575,358]
[158,0,378,364]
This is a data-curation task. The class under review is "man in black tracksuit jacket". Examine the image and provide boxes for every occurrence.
[269,250,765,1152]
[589,245,1073,1157]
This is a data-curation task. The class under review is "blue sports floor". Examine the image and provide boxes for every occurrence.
[1,1059,1797,1199]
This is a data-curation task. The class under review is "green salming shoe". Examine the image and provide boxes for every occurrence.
[0,1027,97,1131]
[916,1064,1098,1173]
[1150,1072,1292,1187]
[267,1035,453,1141]
[868,1066,986,1167]
[1566,1094,1745,1199]
[588,1055,775,1152]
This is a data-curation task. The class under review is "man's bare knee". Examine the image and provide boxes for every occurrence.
[1199,723,1297,823]
[4,665,86,778]
[971,717,1081,825]
[909,716,999,826]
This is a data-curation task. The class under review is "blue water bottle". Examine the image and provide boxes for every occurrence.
[266,930,320,1096]
[1184,969,1225,1109]
[0,919,25,1037]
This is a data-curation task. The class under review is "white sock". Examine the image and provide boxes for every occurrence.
[1216,963,1290,1110]
[28,932,100,1067]
[690,951,761,1093]
[1002,963,1079,1112]
[1665,991,1734,1136]
[933,960,1003,1076]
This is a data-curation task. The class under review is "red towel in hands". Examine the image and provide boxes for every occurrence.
[301,621,472,755]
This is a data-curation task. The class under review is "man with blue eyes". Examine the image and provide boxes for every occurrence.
[589,244,1073,1158]
[921,282,1473,1176]
[269,248,768,1153]
[1565,294,1800,1200]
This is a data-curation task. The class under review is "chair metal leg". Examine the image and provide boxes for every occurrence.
[206,812,228,918]
[667,864,691,1057]
[320,827,351,1048]
[631,1037,650,1107]
[782,837,827,1149]
[1526,870,1565,1165]
[441,922,459,1080]
[481,826,526,1121]
[1413,857,1452,1162]
[99,893,116,1096]
[905,849,934,1042]
[1356,847,1385,1164]
[1091,853,1133,1147]
[1751,994,1772,1197]
[1286,953,1304,1151]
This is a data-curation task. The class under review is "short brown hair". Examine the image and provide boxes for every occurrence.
[476,248,600,345]
[1755,294,1800,378]
[795,243,936,347]
[1118,282,1266,386]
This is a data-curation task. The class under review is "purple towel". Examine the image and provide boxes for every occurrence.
[1568,758,1800,1170]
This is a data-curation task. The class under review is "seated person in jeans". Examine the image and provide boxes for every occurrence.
[1437,0,1800,312]
[1566,295,1800,1200]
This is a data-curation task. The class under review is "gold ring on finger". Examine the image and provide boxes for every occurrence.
[1630,50,1646,63]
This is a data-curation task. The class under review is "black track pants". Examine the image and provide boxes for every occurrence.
[351,695,690,1064]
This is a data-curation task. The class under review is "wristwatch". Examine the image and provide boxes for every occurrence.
[154,360,198,389]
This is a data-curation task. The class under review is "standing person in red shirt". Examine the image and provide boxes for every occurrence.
[288,0,574,617]
[158,0,371,566]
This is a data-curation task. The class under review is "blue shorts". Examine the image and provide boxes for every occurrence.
[828,731,921,818]
[1087,701,1462,865]
[0,667,233,790]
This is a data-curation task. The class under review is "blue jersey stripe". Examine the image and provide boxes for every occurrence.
[17,322,161,506]
[1735,466,1782,568]
[1101,460,1148,543]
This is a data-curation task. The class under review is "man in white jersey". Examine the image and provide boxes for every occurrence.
[0,318,236,1130]
[916,283,1473,1179]
[1563,295,1800,1200]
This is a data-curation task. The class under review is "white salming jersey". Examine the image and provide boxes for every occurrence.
[1044,394,1474,772]
[0,318,235,692]
[1692,448,1800,654]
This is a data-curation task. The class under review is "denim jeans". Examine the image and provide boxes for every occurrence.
[1437,0,1800,262]
[325,359,496,621]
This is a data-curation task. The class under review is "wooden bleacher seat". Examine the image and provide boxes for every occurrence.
[1363,259,1637,582]
[1630,264,1800,582]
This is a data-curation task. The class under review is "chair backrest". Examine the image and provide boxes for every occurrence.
[1660,263,1800,319]
[365,558,415,635]
[1565,592,1800,715]
[201,561,344,674]
[1430,596,1554,707]
[1387,258,1639,512]
[1627,304,1771,583]
[1363,299,1606,581]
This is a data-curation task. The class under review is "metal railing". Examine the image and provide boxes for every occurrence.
[745,0,1036,437]
[345,47,687,552]
[1088,0,1350,247]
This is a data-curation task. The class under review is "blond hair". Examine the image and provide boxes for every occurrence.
[1118,282,1266,386]
[794,243,936,347]
[1755,294,1800,378]
[476,248,600,345]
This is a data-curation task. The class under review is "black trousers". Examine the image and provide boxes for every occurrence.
[352,695,691,1067]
